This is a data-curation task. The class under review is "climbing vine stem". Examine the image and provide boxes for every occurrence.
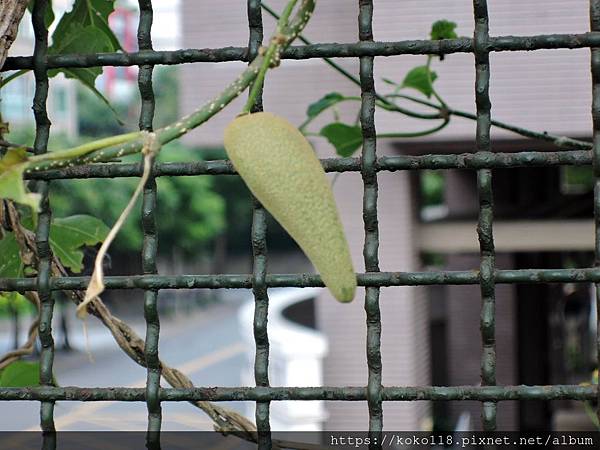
[243,44,278,115]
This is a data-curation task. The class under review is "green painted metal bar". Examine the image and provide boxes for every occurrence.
[5,33,600,71]
[31,0,56,439]
[22,149,594,181]
[0,385,596,402]
[251,198,271,447]
[247,1,271,448]
[136,0,162,437]
[6,268,600,292]
[590,0,600,426]
[359,0,383,441]
[473,0,498,432]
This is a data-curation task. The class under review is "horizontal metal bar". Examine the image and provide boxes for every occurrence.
[24,150,592,180]
[4,32,600,71]
[0,385,594,402]
[1,268,600,292]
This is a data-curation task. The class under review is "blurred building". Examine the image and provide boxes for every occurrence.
[2,0,78,139]
[1,0,181,139]
[103,0,181,100]
[175,0,596,432]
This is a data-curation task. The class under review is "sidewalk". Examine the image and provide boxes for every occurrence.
[0,289,251,359]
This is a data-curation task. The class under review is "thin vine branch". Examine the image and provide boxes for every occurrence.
[0,69,27,88]
[298,96,361,131]
[0,139,33,152]
[27,132,140,164]
[0,201,41,371]
[386,93,592,150]
[0,311,39,370]
[244,44,278,115]
[243,0,299,113]
[300,94,450,140]
[378,117,450,139]
[425,54,446,108]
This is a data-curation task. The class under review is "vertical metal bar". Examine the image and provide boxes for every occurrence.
[590,0,600,426]
[248,0,264,113]
[137,0,161,438]
[473,0,497,431]
[31,0,55,440]
[247,1,270,448]
[359,0,383,440]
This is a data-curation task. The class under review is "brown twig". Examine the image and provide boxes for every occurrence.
[0,293,40,371]
[0,0,29,70]
[0,139,34,152]
[0,200,42,370]
[53,262,258,437]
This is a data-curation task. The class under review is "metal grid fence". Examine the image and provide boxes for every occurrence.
[1,0,600,446]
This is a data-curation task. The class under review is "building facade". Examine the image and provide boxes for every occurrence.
[3,0,78,139]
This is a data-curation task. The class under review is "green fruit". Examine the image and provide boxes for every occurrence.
[224,112,356,302]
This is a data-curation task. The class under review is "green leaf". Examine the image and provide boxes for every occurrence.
[27,0,55,29]
[0,148,41,212]
[49,215,109,273]
[430,20,458,40]
[50,0,120,53]
[48,0,123,123]
[60,66,125,125]
[0,361,40,387]
[4,213,108,274]
[319,123,363,157]
[402,66,438,98]
[0,233,23,279]
[307,92,345,119]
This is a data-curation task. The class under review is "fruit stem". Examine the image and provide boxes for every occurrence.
[27,131,140,164]
[243,44,277,115]
[242,0,299,115]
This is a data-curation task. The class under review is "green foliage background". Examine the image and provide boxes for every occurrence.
[7,67,226,258]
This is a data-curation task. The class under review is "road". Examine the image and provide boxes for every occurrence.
[0,299,254,432]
